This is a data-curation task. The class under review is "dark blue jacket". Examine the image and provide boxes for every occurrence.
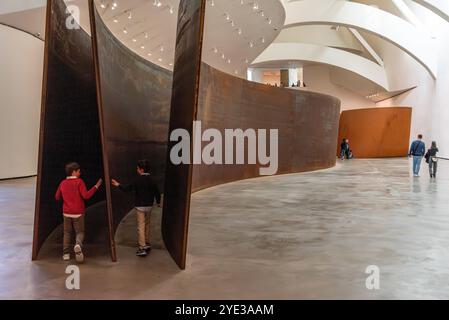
[409,140,426,156]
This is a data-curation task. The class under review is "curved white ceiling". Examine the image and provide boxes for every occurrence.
[274,25,364,54]
[96,0,285,77]
[412,0,449,22]
[1,0,286,78]
[283,0,438,79]
[0,0,45,15]
[252,42,389,90]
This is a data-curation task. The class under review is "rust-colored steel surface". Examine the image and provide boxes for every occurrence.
[32,0,107,260]
[162,0,207,270]
[192,66,341,191]
[90,3,172,253]
[338,107,412,158]
[33,0,341,268]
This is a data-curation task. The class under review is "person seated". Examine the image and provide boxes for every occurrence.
[340,138,349,160]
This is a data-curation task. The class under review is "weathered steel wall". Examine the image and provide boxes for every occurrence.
[91,4,172,240]
[338,107,412,158]
[162,0,207,270]
[33,0,107,260]
[192,66,341,191]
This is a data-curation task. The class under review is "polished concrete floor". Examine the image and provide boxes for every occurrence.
[1,158,449,299]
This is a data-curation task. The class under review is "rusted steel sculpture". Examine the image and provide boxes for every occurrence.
[32,0,108,260]
[338,107,412,158]
[33,0,341,269]
[162,0,207,269]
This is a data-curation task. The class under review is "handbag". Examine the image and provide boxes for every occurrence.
[425,152,430,163]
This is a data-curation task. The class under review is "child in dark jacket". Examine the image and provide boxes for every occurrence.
[112,159,161,257]
[55,162,103,263]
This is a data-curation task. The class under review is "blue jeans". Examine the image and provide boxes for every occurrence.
[413,156,423,175]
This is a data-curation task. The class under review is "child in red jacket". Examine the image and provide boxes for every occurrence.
[55,162,102,263]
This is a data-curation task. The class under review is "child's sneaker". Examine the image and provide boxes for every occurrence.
[136,248,148,257]
[143,244,152,252]
[63,253,70,261]
[74,244,84,263]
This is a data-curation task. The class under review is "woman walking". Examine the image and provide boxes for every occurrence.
[425,141,439,178]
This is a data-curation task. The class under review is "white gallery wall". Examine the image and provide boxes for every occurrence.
[375,4,449,158]
[302,65,376,110]
[0,24,43,179]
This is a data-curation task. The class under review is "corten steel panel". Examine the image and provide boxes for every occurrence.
[90,3,172,246]
[192,65,341,191]
[32,0,108,260]
[162,0,207,270]
[338,107,412,158]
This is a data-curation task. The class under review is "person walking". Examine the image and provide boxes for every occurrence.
[425,141,439,178]
[409,134,426,177]
[55,162,103,262]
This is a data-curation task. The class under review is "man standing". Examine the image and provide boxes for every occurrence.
[409,134,426,177]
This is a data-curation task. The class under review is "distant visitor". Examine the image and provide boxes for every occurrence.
[425,141,439,178]
[340,138,352,160]
[409,134,426,177]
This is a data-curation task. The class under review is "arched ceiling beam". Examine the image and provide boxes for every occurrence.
[283,0,438,79]
[411,0,449,23]
[252,42,390,91]
[348,28,384,67]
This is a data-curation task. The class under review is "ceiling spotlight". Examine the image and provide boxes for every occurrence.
[128,11,132,19]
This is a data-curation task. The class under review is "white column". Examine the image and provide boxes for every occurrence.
[248,68,264,83]
[288,68,299,86]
